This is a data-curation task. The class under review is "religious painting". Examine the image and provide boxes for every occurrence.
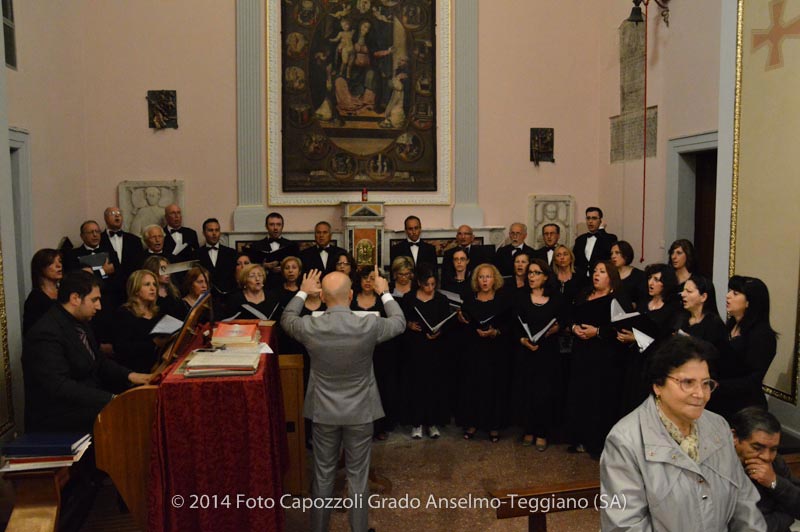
[732,0,800,402]
[280,0,438,193]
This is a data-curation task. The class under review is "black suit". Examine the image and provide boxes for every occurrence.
[101,229,144,277]
[390,240,438,276]
[247,236,300,290]
[533,245,559,267]
[22,305,131,432]
[441,244,494,285]
[493,243,536,277]
[65,243,120,276]
[572,229,617,278]
[299,244,347,277]
[197,243,238,295]
[65,244,120,343]
[163,226,199,262]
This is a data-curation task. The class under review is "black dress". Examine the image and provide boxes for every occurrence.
[224,290,277,320]
[566,292,627,455]
[706,321,776,420]
[400,291,453,427]
[458,294,511,433]
[673,311,728,355]
[23,288,56,336]
[512,294,565,438]
[112,306,160,373]
[352,295,398,434]
[619,268,648,311]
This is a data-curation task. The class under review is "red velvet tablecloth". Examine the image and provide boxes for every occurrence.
[148,326,288,532]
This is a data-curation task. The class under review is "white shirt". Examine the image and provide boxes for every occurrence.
[584,233,598,262]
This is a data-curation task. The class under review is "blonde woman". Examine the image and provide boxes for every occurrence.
[113,269,162,372]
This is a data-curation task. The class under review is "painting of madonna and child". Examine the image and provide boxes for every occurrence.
[281,0,438,192]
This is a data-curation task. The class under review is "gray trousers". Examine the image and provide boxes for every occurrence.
[310,421,373,532]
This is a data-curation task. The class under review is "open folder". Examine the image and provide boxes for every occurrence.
[414,307,457,334]
[518,316,557,344]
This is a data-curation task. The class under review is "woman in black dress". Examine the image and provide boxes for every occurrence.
[440,248,472,300]
[616,263,680,412]
[389,256,415,298]
[566,260,627,457]
[610,241,647,310]
[442,249,473,425]
[267,256,305,355]
[23,249,63,335]
[459,263,510,443]
[176,266,210,321]
[401,266,452,440]
[352,266,396,440]
[553,245,580,305]
[226,264,275,320]
[707,275,778,420]
[675,274,727,353]
[113,269,162,373]
[513,259,564,451]
[142,255,182,319]
[668,239,696,291]
[333,252,358,285]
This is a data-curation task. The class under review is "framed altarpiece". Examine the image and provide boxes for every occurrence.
[267,0,452,205]
[732,0,800,403]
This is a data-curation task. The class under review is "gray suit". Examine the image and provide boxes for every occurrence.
[281,292,405,532]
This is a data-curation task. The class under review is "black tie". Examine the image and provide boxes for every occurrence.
[170,228,181,235]
[587,234,597,240]
[512,247,521,257]
[409,242,419,248]
[109,230,121,238]
[318,246,328,253]
[208,246,218,251]
[268,238,279,244]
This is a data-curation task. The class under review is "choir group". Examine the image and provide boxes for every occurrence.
[23,205,778,460]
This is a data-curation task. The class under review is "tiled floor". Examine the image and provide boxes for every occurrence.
[81,424,601,531]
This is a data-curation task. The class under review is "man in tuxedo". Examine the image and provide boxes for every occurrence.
[142,224,168,259]
[494,222,536,277]
[281,268,405,532]
[101,206,143,292]
[533,223,561,267]
[196,217,238,296]
[163,204,199,262]
[23,271,152,432]
[65,220,119,278]
[390,215,438,276]
[299,221,347,278]
[248,212,299,290]
[441,225,493,284]
[572,206,617,280]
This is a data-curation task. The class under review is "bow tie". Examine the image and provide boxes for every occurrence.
[108,230,121,238]
[169,228,181,235]
[85,246,99,252]
[207,245,218,251]
[587,234,597,240]
[408,241,419,247]
[318,246,329,253]
[268,238,280,244]
[545,246,556,252]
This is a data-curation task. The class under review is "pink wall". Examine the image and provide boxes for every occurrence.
[9,0,721,248]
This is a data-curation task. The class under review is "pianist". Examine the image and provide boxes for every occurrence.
[22,271,153,434]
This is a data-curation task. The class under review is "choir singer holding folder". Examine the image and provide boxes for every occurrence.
[281,267,405,532]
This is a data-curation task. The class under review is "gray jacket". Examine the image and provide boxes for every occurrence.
[281,294,406,425]
[600,396,766,532]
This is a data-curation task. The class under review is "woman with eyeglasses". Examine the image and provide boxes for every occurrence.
[333,252,358,285]
[224,263,274,320]
[616,263,681,412]
[458,263,510,443]
[389,256,415,298]
[511,259,564,451]
[706,275,778,421]
[565,260,629,457]
[600,335,764,531]
[23,249,64,335]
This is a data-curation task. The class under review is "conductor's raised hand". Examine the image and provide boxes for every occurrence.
[300,269,323,295]
[372,265,389,294]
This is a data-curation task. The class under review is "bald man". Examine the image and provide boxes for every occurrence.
[281,268,405,532]
[162,203,199,262]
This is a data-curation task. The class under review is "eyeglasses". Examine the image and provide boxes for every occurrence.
[247,273,264,279]
[586,216,600,221]
[395,271,412,277]
[107,210,121,216]
[528,270,544,276]
[666,376,719,393]
[453,257,468,262]
[335,262,350,267]
[82,229,101,235]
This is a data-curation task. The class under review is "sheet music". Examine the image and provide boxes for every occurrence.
[414,307,457,334]
[518,316,557,344]
[150,314,184,335]
[241,304,268,320]
[632,328,655,352]
[163,260,199,275]
[610,298,639,322]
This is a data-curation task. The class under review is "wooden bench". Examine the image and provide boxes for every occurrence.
[491,452,800,532]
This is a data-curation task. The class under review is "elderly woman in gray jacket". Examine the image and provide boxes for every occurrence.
[600,335,766,531]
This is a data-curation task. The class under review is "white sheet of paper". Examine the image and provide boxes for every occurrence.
[150,314,183,335]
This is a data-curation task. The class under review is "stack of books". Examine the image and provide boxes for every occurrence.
[1,432,92,472]
[211,322,261,349]
[185,350,261,377]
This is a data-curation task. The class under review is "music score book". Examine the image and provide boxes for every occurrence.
[518,316,557,344]
[414,307,457,334]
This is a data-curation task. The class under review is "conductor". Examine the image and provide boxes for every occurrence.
[281,267,406,532]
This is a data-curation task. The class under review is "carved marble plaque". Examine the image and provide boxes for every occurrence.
[527,194,575,249]
[118,180,184,236]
